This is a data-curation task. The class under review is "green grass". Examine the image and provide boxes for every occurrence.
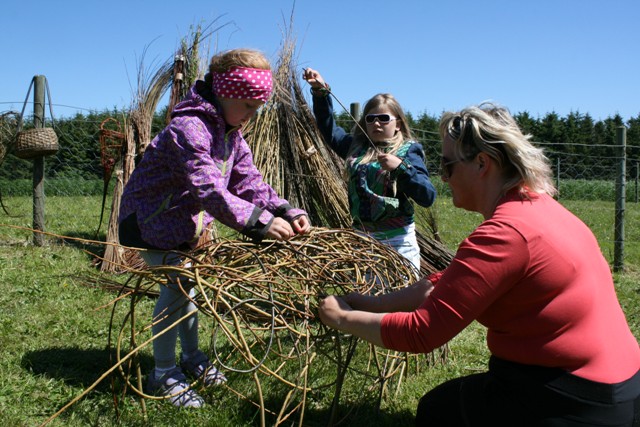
[0,195,638,426]
[4,176,640,201]
[0,179,107,197]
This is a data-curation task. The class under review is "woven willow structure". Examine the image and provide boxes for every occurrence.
[108,228,447,425]
[86,19,454,427]
[242,28,351,228]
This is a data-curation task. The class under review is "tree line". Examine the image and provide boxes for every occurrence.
[338,109,640,181]
[2,107,639,182]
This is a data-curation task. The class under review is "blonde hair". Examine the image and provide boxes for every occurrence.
[349,93,415,164]
[439,102,557,196]
[209,48,271,73]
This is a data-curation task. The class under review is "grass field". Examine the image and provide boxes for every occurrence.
[0,195,638,426]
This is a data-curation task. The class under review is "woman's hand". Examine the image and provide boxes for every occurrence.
[318,295,386,346]
[377,153,402,172]
[291,215,311,235]
[303,67,327,90]
[318,295,352,330]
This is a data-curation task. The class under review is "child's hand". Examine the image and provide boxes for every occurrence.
[266,217,295,241]
[291,215,311,235]
[302,68,326,90]
[377,153,402,172]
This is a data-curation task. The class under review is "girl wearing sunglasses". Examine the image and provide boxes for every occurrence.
[303,68,437,274]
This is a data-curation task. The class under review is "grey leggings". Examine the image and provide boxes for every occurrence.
[140,251,199,369]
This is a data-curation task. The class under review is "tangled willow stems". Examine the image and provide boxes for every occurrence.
[107,228,448,425]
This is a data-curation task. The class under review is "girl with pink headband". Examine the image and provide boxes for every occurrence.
[119,48,311,408]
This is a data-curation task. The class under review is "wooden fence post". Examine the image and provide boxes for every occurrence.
[555,157,560,199]
[635,160,638,203]
[32,75,46,246]
[350,102,360,121]
[613,126,626,272]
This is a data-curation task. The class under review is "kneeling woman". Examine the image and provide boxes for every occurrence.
[318,103,640,426]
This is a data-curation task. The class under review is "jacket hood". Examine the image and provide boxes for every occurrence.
[170,80,224,123]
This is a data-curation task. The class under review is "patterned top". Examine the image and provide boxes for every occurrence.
[119,81,306,250]
[311,92,436,237]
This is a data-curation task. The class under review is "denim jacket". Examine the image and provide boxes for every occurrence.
[311,92,436,233]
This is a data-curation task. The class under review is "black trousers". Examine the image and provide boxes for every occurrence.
[119,212,191,251]
[415,357,640,427]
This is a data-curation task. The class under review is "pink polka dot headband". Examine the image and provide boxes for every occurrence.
[212,66,273,103]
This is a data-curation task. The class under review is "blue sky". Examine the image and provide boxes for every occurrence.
[2,0,638,121]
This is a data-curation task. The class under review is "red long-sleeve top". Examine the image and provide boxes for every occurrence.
[381,190,640,383]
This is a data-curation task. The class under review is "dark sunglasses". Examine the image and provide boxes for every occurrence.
[440,156,462,179]
[365,113,396,124]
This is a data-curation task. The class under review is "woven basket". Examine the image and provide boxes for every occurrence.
[15,127,59,159]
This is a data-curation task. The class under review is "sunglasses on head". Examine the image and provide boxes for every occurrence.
[365,113,397,124]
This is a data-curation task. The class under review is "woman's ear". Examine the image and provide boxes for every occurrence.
[476,152,490,174]
[478,154,485,169]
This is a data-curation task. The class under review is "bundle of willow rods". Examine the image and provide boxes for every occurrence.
[0,112,20,216]
[106,228,446,426]
[242,30,454,278]
[101,25,216,273]
[99,57,174,274]
[0,111,19,163]
[243,33,351,228]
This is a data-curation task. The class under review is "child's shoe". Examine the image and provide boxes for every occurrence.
[180,350,227,387]
[146,367,205,408]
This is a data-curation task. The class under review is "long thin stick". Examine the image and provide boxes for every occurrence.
[302,68,379,152]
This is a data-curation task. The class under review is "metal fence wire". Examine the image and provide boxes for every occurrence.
[1,110,639,269]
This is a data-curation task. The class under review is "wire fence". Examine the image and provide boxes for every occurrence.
[1,108,639,270]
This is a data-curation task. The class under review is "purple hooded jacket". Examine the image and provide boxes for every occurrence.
[118,81,306,250]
